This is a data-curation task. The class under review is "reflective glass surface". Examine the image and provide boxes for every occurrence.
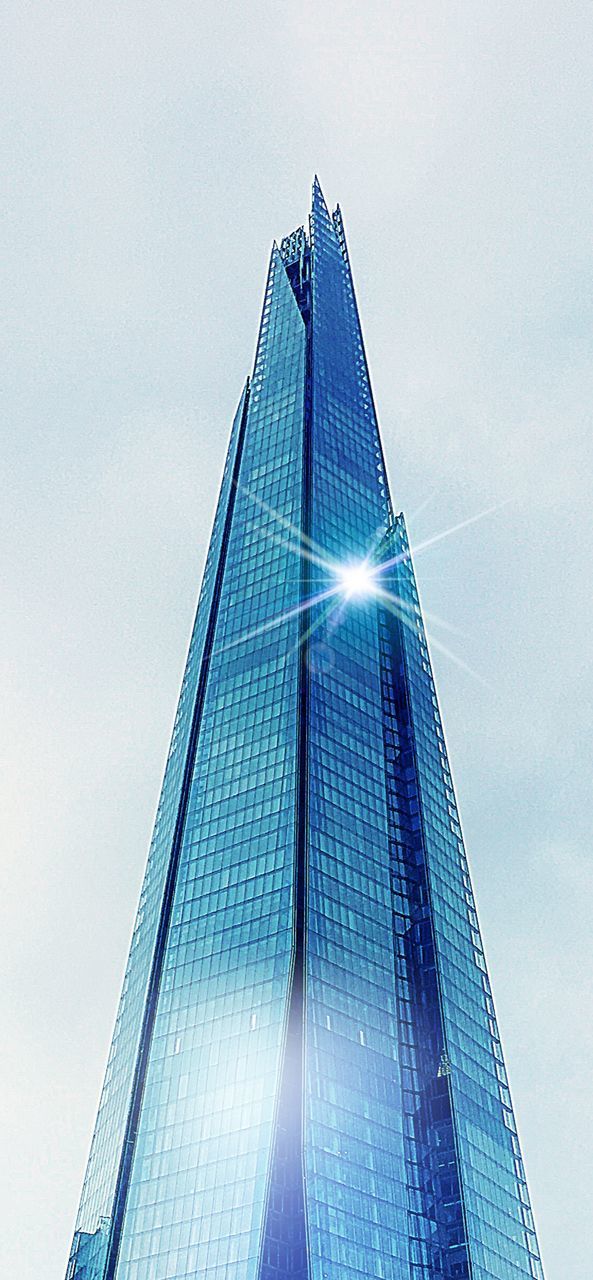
[386,515,543,1280]
[67,183,543,1280]
[115,249,306,1280]
[67,380,250,1280]
[304,182,408,1280]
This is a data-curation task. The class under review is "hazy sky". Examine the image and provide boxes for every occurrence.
[2,3,592,1277]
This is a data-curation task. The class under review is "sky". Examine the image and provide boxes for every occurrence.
[1,3,592,1277]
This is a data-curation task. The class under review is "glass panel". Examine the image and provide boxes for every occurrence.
[66,183,544,1280]
[304,179,410,1280]
[67,381,250,1280]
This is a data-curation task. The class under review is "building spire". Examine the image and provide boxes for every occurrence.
[65,184,545,1280]
[311,173,330,217]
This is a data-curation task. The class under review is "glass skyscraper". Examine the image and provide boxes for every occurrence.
[66,181,544,1280]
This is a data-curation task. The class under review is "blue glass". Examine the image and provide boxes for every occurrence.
[67,379,251,1280]
[384,514,543,1280]
[66,182,544,1280]
[303,182,409,1280]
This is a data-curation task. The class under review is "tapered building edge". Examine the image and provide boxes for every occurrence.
[66,182,544,1280]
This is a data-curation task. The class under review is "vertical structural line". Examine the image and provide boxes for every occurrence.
[291,268,313,1279]
[383,518,474,1279]
[295,283,312,1038]
[103,384,251,1280]
[256,246,311,1280]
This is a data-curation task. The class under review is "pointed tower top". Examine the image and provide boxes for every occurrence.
[311,174,330,215]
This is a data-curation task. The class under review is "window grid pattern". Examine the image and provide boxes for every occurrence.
[113,250,306,1280]
[258,986,308,1280]
[304,181,409,1280]
[67,383,250,1280]
[378,540,469,1280]
[391,514,543,1280]
[66,182,545,1280]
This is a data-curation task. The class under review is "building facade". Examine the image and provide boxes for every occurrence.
[66,182,544,1280]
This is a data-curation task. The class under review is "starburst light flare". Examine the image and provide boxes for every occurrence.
[336,560,379,599]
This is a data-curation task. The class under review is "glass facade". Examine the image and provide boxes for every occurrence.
[66,182,543,1280]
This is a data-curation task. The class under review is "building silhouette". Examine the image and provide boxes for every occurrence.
[66,181,544,1280]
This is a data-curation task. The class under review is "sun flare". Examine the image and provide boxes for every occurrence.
[336,560,379,599]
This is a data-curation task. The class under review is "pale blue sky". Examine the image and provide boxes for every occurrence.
[2,4,592,1277]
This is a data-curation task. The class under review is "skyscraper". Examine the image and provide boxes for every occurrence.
[66,181,543,1280]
